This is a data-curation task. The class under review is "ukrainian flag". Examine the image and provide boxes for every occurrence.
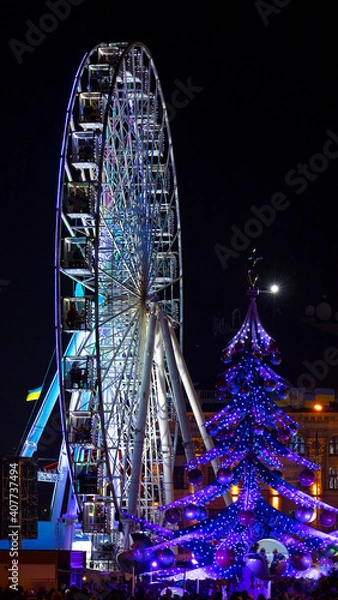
[26,386,43,402]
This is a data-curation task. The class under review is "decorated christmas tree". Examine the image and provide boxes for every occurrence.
[121,252,338,588]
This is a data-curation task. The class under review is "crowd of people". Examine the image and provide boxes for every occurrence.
[254,547,285,576]
[1,573,338,600]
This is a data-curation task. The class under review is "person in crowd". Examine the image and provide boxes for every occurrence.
[270,548,285,575]
[66,302,81,329]
[259,547,269,571]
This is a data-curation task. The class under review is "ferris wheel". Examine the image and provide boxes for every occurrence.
[52,41,211,558]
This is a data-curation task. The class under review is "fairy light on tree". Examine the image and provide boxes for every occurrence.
[120,250,338,587]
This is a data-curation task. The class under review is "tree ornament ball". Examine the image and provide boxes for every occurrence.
[197,506,208,521]
[187,468,203,486]
[271,352,282,365]
[216,377,227,392]
[278,386,289,400]
[154,548,175,568]
[246,554,267,579]
[264,379,277,392]
[295,506,315,524]
[278,427,291,441]
[268,340,279,352]
[238,509,255,526]
[183,503,201,521]
[221,351,232,364]
[229,383,240,395]
[252,351,263,362]
[240,386,250,397]
[215,547,236,568]
[299,468,316,487]
[273,559,288,579]
[206,423,219,437]
[164,507,181,525]
[290,550,312,571]
[319,510,337,528]
[216,467,233,485]
[234,341,244,353]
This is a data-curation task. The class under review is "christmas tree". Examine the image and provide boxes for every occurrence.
[121,252,338,586]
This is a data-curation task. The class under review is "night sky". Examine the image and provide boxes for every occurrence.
[1,0,338,457]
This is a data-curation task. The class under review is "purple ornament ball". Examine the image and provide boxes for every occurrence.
[154,548,175,568]
[238,509,255,526]
[216,467,233,485]
[206,423,218,437]
[278,386,289,400]
[295,507,315,524]
[275,559,288,579]
[319,510,337,528]
[273,559,288,579]
[183,503,200,521]
[164,507,181,525]
[291,550,312,571]
[197,506,208,521]
[221,351,232,364]
[187,468,203,486]
[215,547,236,568]
[278,427,291,441]
[229,383,240,395]
[264,379,277,392]
[240,387,250,397]
[216,376,227,392]
[246,555,267,579]
[299,468,316,487]
[268,340,278,352]
[271,352,282,365]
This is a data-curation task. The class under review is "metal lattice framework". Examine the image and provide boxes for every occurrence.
[20,42,215,567]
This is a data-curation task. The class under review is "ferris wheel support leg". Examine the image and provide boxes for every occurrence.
[127,305,157,517]
[169,322,232,506]
[157,309,195,464]
[154,322,174,508]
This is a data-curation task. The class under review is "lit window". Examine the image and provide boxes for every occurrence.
[328,467,338,490]
[289,436,305,455]
[329,436,338,456]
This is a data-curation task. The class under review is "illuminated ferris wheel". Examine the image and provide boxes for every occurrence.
[52,41,209,556]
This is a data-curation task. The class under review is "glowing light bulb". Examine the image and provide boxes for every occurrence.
[270,284,279,293]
